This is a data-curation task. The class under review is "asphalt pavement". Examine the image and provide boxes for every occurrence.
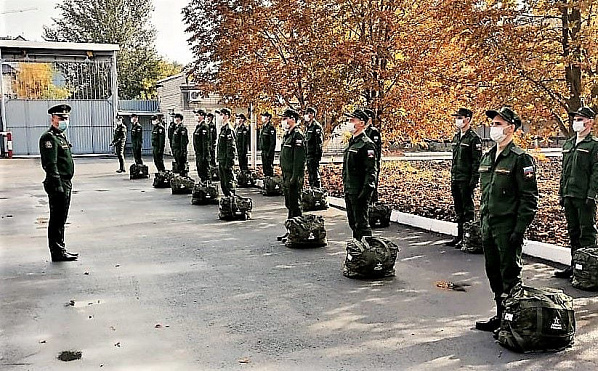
[1,157,597,370]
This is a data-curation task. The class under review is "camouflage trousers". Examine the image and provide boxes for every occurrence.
[481,216,522,300]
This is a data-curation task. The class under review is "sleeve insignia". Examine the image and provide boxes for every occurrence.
[523,166,535,178]
[367,149,375,158]
[295,139,303,146]
[44,140,53,149]
[374,136,379,140]
[476,143,482,150]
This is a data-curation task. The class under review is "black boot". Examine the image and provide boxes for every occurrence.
[554,265,573,279]
[51,247,78,262]
[446,223,463,247]
[476,300,502,332]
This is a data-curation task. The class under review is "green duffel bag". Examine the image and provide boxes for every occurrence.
[170,175,194,194]
[218,195,252,220]
[460,220,483,254]
[237,170,257,188]
[191,181,220,205]
[368,202,391,228]
[262,175,283,196]
[343,236,400,279]
[153,170,173,188]
[498,284,575,353]
[572,246,598,291]
[210,166,220,181]
[284,214,327,248]
[301,187,329,211]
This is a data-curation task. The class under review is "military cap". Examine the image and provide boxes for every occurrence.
[451,108,473,118]
[344,109,369,122]
[260,111,272,118]
[220,108,232,116]
[486,107,522,129]
[207,113,214,118]
[363,108,375,120]
[193,109,206,116]
[174,113,184,120]
[116,114,122,119]
[281,108,299,121]
[568,106,596,120]
[237,113,246,120]
[151,113,164,120]
[48,104,71,116]
[305,107,317,116]
[131,113,138,118]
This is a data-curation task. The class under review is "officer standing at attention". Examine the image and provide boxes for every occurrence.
[111,115,127,173]
[193,109,212,182]
[207,113,218,169]
[363,109,382,202]
[446,108,482,248]
[259,112,277,177]
[280,108,306,220]
[555,107,598,278]
[39,104,79,261]
[167,113,176,152]
[151,114,166,172]
[130,114,143,165]
[172,113,189,176]
[217,108,237,196]
[475,107,538,334]
[235,114,250,171]
[343,109,377,240]
[304,107,323,188]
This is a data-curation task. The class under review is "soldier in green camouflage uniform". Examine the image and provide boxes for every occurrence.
[171,113,189,176]
[343,109,378,240]
[363,109,382,202]
[111,115,127,173]
[260,112,276,177]
[475,107,538,334]
[235,114,250,171]
[39,104,79,261]
[130,114,143,165]
[151,114,166,172]
[446,108,482,247]
[207,113,217,168]
[303,107,323,188]
[555,107,598,278]
[217,108,237,196]
[280,108,306,219]
[193,109,212,182]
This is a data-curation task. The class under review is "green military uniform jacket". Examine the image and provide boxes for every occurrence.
[559,134,598,201]
[365,125,382,163]
[131,123,143,147]
[260,122,276,156]
[235,123,250,154]
[479,141,538,234]
[343,132,377,196]
[193,120,211,162]
[217,123,236,167]
[172,124,189,157]
[451,128,482,186]
[305,120,323,160]
[167,121,176,144]
[209,120,217,149]
[111,124,126,146]
[280,126,306,182]
[152,122,166,152]
[40,126,74,191]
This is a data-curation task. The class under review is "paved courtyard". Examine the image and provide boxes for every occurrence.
[1,157,597,370]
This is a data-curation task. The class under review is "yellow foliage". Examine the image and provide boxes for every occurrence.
[13,63,70,99]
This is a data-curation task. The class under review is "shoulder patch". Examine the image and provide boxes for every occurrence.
[367,149,375,158]
[295,139,303,146]
[476,143,482,150]
[523,165,535,179]
[44,140,53,149]
[511,147,525,155]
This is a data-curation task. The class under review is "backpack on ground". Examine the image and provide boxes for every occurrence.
[368,202,391,228]
[218,195,252,220]
[237,170,258,188]
[191,181,220,205]
[129,164,149,179]
[153,171,173,188]
[301,187,329,211]
[284,214,327,248]
[572,246,598,291]
[170,175,194,194]
[262,175,283,196]
[343,236,399,279]
[460,220,483,254]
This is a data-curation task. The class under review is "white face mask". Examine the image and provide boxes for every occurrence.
[346,121,356,134]
[304,114,310,121]
[572,120,586,133]
[455,119,464,128]
[152,120,158,125]
[490,126,506,143]
[261,116,267,123]
[282,119,289,131]
[58,119,69,131]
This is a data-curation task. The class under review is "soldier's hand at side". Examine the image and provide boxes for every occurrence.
[509,232,524,247]
[559,197,564,207]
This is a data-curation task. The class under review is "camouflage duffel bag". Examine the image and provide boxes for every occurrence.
[368,202,391,228]
[171,161,189,174]
[237,170,258,188]
[572,246,598,291]
[262,175,283,196]
[284,214,327,248]
[130,164,149,179]
[460,220,483,254]
[191,181,220,205]
[301,187,329,211]
[210,166,219,181]
[498,284,575,353]
[343,236,399,279]
[218,195,252,220]
[153,171,173,188]
[170,175,194,194]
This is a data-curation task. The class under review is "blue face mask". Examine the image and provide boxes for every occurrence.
[58,119,70,131]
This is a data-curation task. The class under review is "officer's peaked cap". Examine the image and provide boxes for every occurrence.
[220,108,232,116]
[48,104,71,116]
[486,107,521,129]
[451,108,473,118]
[305,107,317,116]
[281,108,299,121]
[568,106,596,120]
[344,109,369,122]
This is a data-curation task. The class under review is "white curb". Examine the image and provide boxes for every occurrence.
[327,196,570,265]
